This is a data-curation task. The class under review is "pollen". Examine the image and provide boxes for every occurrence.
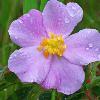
[37,32,66,58]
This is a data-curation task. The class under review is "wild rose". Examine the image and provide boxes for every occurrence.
[8,0,100,95]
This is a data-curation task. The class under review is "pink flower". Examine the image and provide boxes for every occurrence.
[8,0,100,95]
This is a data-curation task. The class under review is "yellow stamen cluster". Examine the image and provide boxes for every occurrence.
[37,33,66,58]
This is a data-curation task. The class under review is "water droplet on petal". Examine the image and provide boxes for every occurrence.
[14,54,17,57]
[15,36,18,39]
[88,43,93,48]
[98,54,100,59]
[95,48,99,52]
[72,6,76,10]
[19,19,23,23]
[68,10,76,17]
[66,6,77,17]
[65,18,70,23]
[86,47,89,50]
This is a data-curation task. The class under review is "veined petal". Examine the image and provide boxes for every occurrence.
[64,29,100,65]
[43,0,83,36]
[8,9,47,47]
[42,56,85,95]
[8,46,51,83]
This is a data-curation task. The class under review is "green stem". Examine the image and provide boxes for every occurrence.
[51,89,56,100]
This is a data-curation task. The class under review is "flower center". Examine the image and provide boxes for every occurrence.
[37,33,66,58]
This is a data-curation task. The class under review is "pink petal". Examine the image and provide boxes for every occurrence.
[43,0,83,36]
[8,9,47,47]
[64,29,100,65]
[8,46,51,83]
[42,56,85,95]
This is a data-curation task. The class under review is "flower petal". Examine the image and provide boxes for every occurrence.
[64,29,100,65]
[43,0,83,36]
[8,46,51,83]
[8,9,47,47]
[42,56,84,95]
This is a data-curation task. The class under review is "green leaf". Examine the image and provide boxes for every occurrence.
[60,0,65,3]
[4,72,20,83]
[39,91,52,100]
[27,83,44,100]
[91,76,100,86]
[91,86,100,96]
[40,0,48,11]
[0,81,15,91]
[23,0,40,13]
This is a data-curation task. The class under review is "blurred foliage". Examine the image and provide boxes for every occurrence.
[0,0,100,100]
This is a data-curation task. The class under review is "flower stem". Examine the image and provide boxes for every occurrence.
[51,89,56,100]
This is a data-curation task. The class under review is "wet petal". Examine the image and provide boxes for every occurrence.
[43,0,83,36]
[9,9,47,47]
[8,46,51,83]
[64,29,100,65]
[42,56,84,95]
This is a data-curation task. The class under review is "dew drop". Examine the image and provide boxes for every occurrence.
[86,47,89,50]
[4,89,7,91]
[68,10,76,17]
[98,54,100,59]
[19,19,23,24]
[95,48,99,52]
[13,54,17,58]
[67,4,81,17]
[72,6,76,10]
[65,18,70,23]
[88,43,93,48]
[15,36,18,39]
[64,98,67,100]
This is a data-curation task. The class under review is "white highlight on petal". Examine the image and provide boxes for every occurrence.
[86,47,89,50]
[88,43,93,48]
[64,18,70,24]
[18,19,23,24]
[15,36,18,39]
